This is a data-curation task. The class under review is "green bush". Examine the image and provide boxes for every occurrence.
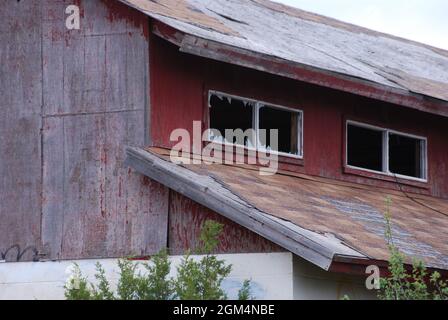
[64,220,252,300]
[378,198,448,300]
[65,263,94,300]
[175,221,232,300]
[238,280,253,301]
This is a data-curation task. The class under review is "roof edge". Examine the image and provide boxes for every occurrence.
[151,20,448,118]
[125,147,366,271]
[117,0,448,116]
[251,0,448,57]
[330,255,448,278]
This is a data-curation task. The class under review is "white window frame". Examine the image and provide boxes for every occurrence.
[208,90,303,159]
[345,120,428,182]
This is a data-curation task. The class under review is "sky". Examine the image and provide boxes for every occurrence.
[274,0,448,50]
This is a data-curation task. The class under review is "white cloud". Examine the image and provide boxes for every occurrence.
[274,0,448,50]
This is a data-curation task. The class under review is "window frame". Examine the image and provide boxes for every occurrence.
[345,120,428,182]
[207,90,304,159]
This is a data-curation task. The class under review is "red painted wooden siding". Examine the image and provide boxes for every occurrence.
[149,33,448,199]
[167,191,283,255]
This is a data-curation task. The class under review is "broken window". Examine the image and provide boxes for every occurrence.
[209,94,255,147]
[346,121,427,180]
[208,91,302,157]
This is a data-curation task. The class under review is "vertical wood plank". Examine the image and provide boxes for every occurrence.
[0,0,43,262]
[105,34,128,112]
[2,0,164,262]
[41,117,65,259]
[40,0,164,260]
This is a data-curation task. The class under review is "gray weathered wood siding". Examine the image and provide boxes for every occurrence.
[1,0,168,262]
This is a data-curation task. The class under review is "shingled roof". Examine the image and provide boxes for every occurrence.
[119,0,448,116]
[126,147,448,272]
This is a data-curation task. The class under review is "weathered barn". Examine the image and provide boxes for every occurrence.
[1,0,448,299]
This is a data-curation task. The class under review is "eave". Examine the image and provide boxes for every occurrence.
[152,20,448,118]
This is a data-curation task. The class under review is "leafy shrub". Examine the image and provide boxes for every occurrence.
[175,221,232,300]
[238,280,253,300]
[64,220,252,300]
[378,198,448,300]
[65,263,93,300]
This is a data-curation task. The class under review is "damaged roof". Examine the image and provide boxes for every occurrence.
[126,147,448,271]
[119,0,448,116]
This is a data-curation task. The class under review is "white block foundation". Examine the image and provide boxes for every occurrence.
[0,252,294,300]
